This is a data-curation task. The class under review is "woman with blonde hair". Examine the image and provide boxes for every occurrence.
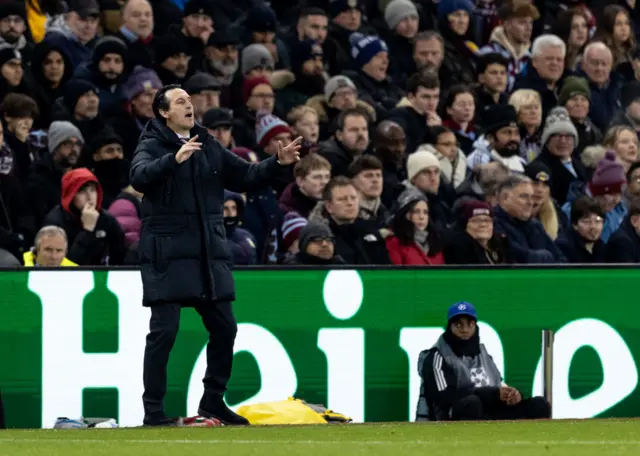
[509,89,542,162]
[602,125,639,172]
[524,162,567,240]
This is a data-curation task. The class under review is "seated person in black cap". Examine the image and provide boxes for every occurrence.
[525,161,567,241]
[184,72,221,124]
[199,29,240,107]
[0,1,33,62]
[153,35,192,85]
[467,105,526,173]
[203,108,235,149]
[416,302,551,421]
[283,221,345,265]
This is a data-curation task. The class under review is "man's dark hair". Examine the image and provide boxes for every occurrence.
[0,93,39,120]
[348,155,382,177]
[335,107,369,132]
[477,52,510,74]
[152,84,182,120]
[570,196,605,225]
[627,161,640,182]
[629,197,640,217]
[299,7,327,20]
[407,71,440,95]
[413,31,444,50]
[322,175,354,201]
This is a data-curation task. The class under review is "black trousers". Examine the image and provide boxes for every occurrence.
[451,394,551,421]
[142,301,237,416]
[0,388,5,429]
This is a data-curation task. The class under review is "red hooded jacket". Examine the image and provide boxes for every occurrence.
[61,168,103,215]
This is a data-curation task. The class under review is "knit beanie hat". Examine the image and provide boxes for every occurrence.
[183,0,216,18]
[290,39,323,74]
[437,0,474,19]
[407,150,441,182]
[256,111,292,147]
[329,0,363,18]
[620,81,640,109]
[541,107,579,146]
[589,151,627,196]
[350,33,388,68]
[458,200,492,226]
[0,2,26,22]
[282,212,308,251]
[246,4,278,33]
[299,221,334,252]
[241,43,275,74]
[153,35,191,64]
[394,188,427,216]
[0,45,20,67]
[48,121,84,153]
[91,36,128,67]
[122,66,162,101]
[324,75,357,101]
[63,79,98,113]
[232,147,260,163]
[89,126,123,154]
[482,105,518,136]
[558,76,591,107]
[243,76,271,104]
[385,0,418,30]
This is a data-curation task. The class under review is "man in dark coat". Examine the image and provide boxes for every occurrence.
[130,84,301,426]
[606,199,640,263]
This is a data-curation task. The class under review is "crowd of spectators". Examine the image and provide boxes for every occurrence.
[1,0,640,267]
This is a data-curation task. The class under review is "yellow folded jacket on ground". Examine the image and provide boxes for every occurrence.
[237,398,351,425]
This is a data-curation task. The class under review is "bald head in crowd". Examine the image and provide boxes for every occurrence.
[122,0,154,39]
[581,42,613,86]
[375,120,406,165]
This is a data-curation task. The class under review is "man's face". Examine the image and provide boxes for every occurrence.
[183,13,213,38]
[353,168,383,198]
[98,53,124,80]
[336,114,369,153]
[75,91,99,119]
[450,316,476,340]
[223,199,237,217]
[162,53,191,79]
[504,17,533,45]
[333,8,361,31]
[414,38,443,70]
[252,31,276,46]
[54,137,82,167]
[294,112,319,143]
[582,48,613,85]
[565,94,589,121]
[43,50,65,86]
[306,236,335,259]
[92,142,124,162]
[329,86,357,110]
[480,63,507,94]
[123,0,154,38]
[493,125,520,153]
[532,46,565,83]
[192,90,220,120]
[595,193,622,213]
[209,125,232,148]
[0,15,25,43]
[376,125,406,164]
[299,14,328,43]
[615,129,639,164]
[409,86,439,115]
[67,12,99,44]
[131,88,157,118]
[161,88,195,131]
[35,234,67,267]
[246,83,274,113]
[297,167,331,199]
[574,212,604,242]
[326,184,359,223]
[547,133,575,159]
[628,100,640,122]
[412,167,440,194]
[302,55,324,75]
[448,10,470,36]
[1,58,22,86]
[206,44,239,75]
[628,167,640,196]
[500,182,534,221]
[73,182,99,210]
[362,51,389,82]
[264,132,292,156]
[395,16,418,39]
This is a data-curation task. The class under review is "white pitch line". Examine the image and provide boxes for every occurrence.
[0,439,640,446]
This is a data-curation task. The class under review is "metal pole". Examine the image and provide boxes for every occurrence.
[542,329,554,416]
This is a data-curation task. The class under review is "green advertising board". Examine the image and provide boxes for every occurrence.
[0,267,638,429]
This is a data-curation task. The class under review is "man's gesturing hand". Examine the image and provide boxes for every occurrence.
[277,136,303,165]
[175,135,202,164]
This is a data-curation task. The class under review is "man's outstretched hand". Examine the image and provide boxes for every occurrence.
[277,136,303,165]
[175,135,202,164]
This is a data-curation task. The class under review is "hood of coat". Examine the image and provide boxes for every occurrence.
[61,167,103,214]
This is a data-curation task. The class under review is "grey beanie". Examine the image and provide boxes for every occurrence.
[541,107,579,146]
[384,0,418,30]
[47,121,84,153]
[298,221,333,253]
[241,43,275,74]
[324,75,357,101]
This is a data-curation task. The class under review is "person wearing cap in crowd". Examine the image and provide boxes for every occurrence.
[203,107,235,149]
[0,1,33,62]
[443,199,512,264]
[242,4,291,71]
[153,35,193,85]
[606,198,640,263]
[44,0,100,68]
[232,76,275,149]
[0,45,34,99]
[282,220,345,265]
[168,0,215,54]
[561,151,627,243]
[74,36,132,116]
[556,195,607,263]
[437,0,478,90]
[385,188,444,265]
[416,301,551,421]
[524,161,567,241]
[199,29,240,104]
[307,74,375,141]
[383,0,420,84]
[610,80,640,136]
[223,191,257,265]
[531,106,587,205]
[26,120,84,227]
[184,72,221,124]
[274,39,326,119]
[52,79,105,149]
[254,112,297,196]
[280,211,308,254]
[468,105,526,173]
[109,66,163,159]
[559,75,602,156]
[116,0,155,69]
[343,32,404,119]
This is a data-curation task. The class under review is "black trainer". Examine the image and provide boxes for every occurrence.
[143,413,181,427]
[198,396,249,426]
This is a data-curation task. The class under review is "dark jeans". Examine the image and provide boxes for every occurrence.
[451,394,551,421]
[142,301,238,416]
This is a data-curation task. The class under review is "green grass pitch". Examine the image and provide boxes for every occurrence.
[1,419,639,455]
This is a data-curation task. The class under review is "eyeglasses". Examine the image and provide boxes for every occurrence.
[578,216,604,226]
[310,236,334,244]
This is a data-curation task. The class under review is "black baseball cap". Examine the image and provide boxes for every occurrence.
[203,108,233,129]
